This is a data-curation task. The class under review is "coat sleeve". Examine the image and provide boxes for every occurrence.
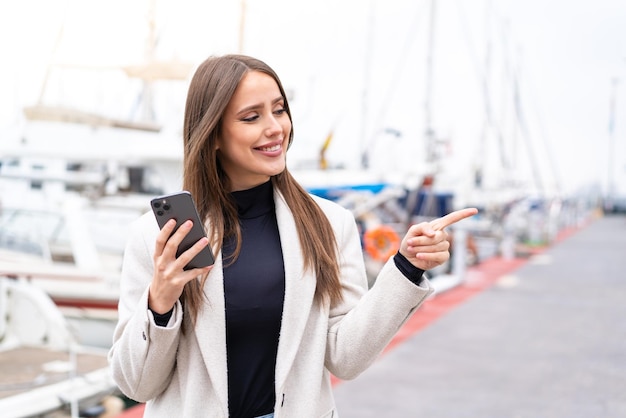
[324,205,434,380]
[108,213,184,402]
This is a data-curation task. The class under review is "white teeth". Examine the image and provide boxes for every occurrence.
[259,144,281,152]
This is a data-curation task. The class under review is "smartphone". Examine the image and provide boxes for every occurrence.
[150,191,215,270]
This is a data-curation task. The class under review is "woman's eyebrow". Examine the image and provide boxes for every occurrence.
[271,96,285,105]
[235,96,284,116]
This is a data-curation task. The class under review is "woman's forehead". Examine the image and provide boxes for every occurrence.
[227,71,283,111]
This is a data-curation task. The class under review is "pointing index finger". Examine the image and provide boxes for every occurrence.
[429,208,478,231]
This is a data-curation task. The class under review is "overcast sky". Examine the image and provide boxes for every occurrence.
[0,0,625,198]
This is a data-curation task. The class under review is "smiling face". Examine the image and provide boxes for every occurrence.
[217,70,292,191]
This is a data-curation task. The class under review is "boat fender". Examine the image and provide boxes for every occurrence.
[363,225,401,262]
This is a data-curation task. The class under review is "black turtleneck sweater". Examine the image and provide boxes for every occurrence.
[222,181,285,418]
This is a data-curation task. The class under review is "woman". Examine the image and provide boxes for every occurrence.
[108,54,477,418]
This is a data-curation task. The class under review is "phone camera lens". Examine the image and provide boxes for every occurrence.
[157,210,164,216]
[163,204,171,211]
[153,202,161,208]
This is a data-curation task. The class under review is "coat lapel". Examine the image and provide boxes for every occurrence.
[194,252,229,416]
[273,190,318,389]
[191,189,318,407]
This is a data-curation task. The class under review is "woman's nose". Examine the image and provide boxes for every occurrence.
[265,115,282,136]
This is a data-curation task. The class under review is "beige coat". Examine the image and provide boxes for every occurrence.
[108,190,433,417]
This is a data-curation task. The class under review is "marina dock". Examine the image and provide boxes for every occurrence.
[333,214,626,417]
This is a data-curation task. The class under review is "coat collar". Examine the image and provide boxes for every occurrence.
[194,252,229,416]
[273,188,318,390]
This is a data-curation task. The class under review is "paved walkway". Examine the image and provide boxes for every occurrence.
[333,214,626,418]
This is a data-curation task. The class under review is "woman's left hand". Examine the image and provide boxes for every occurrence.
[399,208,478,271]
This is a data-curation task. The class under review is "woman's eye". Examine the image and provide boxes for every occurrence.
[242,115,259,122]
[274,108,286,115]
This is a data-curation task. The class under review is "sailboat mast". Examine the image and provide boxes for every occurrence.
[424,0,437,168]
[360,0,375,169]
[239,0,247,53]
[607,77,619,202]
[141,0,157,122]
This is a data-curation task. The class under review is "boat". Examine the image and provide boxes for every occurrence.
[0,0,191,344]
[0,190,137,348]
[0,276,123,418]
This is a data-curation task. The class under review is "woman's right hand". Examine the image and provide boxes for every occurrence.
[148,219,213,314]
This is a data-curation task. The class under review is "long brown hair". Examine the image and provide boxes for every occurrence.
[182,54,342,325]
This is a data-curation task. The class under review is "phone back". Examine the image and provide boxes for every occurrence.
[151,191,215,269]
